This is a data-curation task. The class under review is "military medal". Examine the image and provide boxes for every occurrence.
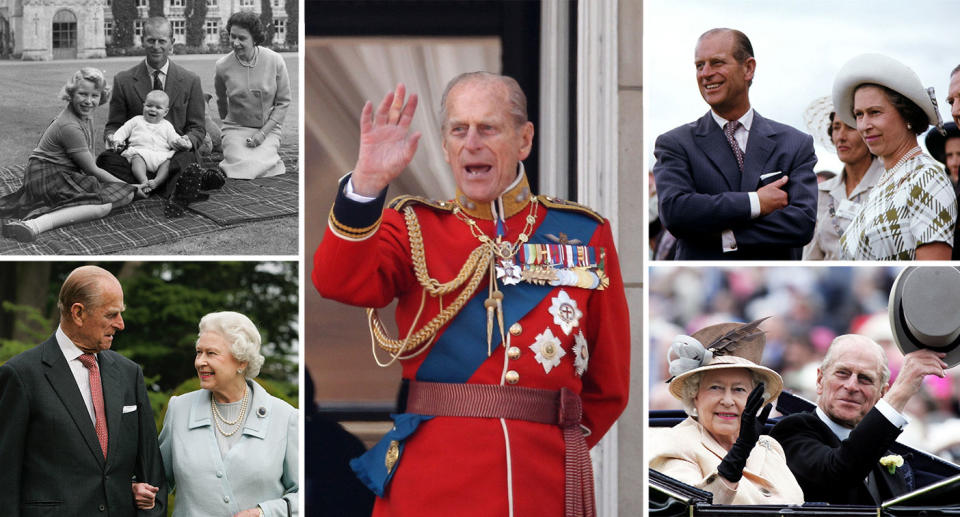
[530,328,565,374]
[512,244,609,290]
[495,258,523,285]
[573,331,589,376]
[548,290,583,335]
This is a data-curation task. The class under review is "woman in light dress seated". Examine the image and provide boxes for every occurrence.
[649,320,804,505]
[214,11,291,179]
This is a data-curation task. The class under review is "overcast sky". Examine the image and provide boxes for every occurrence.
[644,0,958,173]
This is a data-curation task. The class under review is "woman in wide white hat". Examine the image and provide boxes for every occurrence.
[648,320,804,505]
[833,53,957,260]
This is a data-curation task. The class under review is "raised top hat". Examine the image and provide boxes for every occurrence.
[666,319,783,405]
[832,53,940,129]
[925,122,960,165]
[889,267,960,368]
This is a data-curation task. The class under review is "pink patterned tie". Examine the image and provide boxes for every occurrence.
[724,120,744,171]
[78,353,108,459]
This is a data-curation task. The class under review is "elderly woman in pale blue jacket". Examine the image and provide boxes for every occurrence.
[146,312,298,516]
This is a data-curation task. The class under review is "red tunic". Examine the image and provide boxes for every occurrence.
[313,173,630,516]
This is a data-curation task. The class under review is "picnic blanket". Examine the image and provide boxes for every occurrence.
[0,147,298,255]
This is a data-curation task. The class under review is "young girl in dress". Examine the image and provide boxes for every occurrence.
[0,68,136,242]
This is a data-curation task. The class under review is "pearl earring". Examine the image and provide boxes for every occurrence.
[690,407,698,417]
[907,123,913,131]
[236,368,243,374]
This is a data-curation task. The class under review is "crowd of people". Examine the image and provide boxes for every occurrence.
[650,266,960,506]
[0,13,291,242]
[650,27,960,261]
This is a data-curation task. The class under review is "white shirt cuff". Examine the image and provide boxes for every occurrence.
[344,175,378,203]
[721,229,738,253]
[875,398,909,429]
[749,192,761,219]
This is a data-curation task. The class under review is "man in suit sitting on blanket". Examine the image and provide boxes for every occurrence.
[99,16,206,197]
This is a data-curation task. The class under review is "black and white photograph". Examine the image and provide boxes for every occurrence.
[0,1,299,254]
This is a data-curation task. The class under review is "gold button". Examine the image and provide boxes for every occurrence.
[505,370,519,384]
[507,346,521,360]
[543,343,556,358]
[509,323,522,336]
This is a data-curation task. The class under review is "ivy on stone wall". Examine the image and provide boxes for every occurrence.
[148,0,163,18]
[283,0,296,47]
[259,0,274,45]
[111,0,136,48]
[183,0,207,47]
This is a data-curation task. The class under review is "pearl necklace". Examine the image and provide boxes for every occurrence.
[211,383,249,437]
[235,46,259,68]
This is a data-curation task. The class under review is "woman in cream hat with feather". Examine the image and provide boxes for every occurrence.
[833,53,957,260]
[648,319,804,505]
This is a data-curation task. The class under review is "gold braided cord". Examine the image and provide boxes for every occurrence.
[368,289,436,367]
[367,253,490,355]
[367,207,493,359]
[366,198,538,363]
[405,207,488,296]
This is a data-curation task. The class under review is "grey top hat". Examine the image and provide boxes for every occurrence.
[889,267,960,368]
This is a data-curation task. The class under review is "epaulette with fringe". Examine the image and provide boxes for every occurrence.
[389,195,456,212]
[537,195,605,223]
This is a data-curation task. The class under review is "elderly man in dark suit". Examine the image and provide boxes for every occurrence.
[653,28,817,260]
[0,265,166,516]
[771,334,946,505]
[100,16,206,194]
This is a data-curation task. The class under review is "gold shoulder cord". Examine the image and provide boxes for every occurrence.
[367,206,493,367]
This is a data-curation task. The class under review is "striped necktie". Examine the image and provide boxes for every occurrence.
[77,353,108,459]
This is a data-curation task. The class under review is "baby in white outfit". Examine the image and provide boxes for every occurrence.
[110,90,190,194]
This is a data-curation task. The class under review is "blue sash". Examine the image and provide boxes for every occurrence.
[351,208,600,495]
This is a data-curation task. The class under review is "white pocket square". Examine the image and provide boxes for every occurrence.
[122,405,137,413]
[760,171,783,180]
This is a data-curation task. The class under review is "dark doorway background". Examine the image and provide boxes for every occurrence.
[305,0,545,189]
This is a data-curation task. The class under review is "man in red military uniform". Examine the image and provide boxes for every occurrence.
[313,73,630,517]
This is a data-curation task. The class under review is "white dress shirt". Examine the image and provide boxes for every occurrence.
[146,60,170,90]
[815,399,908,441]
[711,108,762,253]
[55,325,98,425]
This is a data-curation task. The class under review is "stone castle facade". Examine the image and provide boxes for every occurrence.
[0,0,290,60]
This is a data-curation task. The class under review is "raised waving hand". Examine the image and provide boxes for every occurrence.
[351,83,422,197]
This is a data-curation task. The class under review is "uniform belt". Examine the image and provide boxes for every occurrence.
[407,381,595,517]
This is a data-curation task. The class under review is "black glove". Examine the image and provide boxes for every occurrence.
[717,382,772,483]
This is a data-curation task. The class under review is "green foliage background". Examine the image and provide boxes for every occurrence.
[183,0,208,47]
[283,0,296,47]
[111,0,137,48]
[260,0,275,46]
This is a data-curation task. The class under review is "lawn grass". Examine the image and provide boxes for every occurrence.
[0,52,300,168]
[0,53,301,255]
